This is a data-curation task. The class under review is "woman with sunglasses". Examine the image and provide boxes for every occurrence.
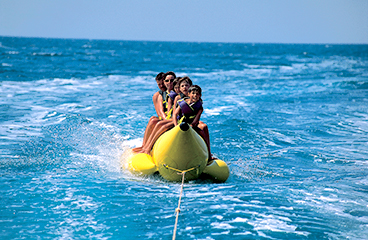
[158,72,176,117]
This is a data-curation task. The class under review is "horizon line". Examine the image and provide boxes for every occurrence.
[1,35,367,46]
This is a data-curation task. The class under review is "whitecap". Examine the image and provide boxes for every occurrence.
[123,138,143,148]
[249,215,304,234]
[210,222,235,230]
[8,51,19,55]
[224,95,249,107]
[231,217,248,223]
[319,196,339,202]
[280,66,293,71]
[204,106,228,116]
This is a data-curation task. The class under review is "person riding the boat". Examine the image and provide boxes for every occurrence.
[173,85,213,160]
[172,77,181,94]
[153,72,167,119]
[172,76,192,110]
[132,71,175,153]
[158,72,176,117]
[173,84,203,126]
[166,77,182,119]
[172,84,212,161]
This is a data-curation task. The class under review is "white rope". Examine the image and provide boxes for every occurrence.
[172,171,186,240]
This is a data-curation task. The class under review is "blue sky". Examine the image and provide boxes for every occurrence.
[1,0,367,44]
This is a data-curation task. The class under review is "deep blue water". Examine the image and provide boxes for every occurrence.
[1,36,368,239]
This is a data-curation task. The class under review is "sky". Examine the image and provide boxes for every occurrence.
[1,0,367,44]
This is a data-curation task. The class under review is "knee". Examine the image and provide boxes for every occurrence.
[154,120,168,130]
[157,120,167,127]
[149,116,159,124]
[160,122,173,130]
[166,121,174,127]
[198,123,207,129]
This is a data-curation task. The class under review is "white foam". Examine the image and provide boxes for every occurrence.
[233,231,253,236]
[279,206,294,210]
[249,215,301,234]
[319,196,339,202]
[280,66,293,71]
[210,222,236,230]
[204,106,228,116]
[7,51,19,55]
[224,95,249,107]
[123,138,142,148]
[231,217,248,223]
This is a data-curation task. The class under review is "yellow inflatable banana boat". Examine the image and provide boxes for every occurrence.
[125,123,229,182]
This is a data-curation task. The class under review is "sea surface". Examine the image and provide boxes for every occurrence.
[1,36,368,239]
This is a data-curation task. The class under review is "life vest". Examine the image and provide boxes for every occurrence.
[158,90,168,113]
[168,90,178,101]
[172,92,186,109]
[177,97,203,124]
[165,91,179,119]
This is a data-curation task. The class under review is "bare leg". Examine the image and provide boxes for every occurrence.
[197,121,212,160]
[132,116,160,152]
[140,120,174,154]
[142,116,160,146]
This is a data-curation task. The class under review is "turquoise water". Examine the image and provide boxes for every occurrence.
[1,36,368,239]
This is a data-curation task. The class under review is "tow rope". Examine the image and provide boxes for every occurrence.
[172,171,185,240]
[163,164,201,240]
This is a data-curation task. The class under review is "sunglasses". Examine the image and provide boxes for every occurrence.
[164,79,174,83]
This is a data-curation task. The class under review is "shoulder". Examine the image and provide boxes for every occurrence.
[169,90,178,100]
[178,97,188,107]
[153,91,161,101]
[153,91,160,98]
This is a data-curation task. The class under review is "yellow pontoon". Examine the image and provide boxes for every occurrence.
[125,123,229,182]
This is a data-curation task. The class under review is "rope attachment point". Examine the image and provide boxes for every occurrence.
[163,164,201,176]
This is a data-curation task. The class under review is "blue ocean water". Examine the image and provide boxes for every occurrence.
[1,36,368,239]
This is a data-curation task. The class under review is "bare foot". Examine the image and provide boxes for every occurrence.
[132,146,143,153]
[141,148,151,155]
[132,146,151,155]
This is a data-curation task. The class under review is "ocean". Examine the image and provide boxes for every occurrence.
[1,36,368,239]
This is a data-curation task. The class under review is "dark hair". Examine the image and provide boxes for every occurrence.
[164,71,176,79]
[173,77,182,87]
[179,76,193,86]
[188,85,202,95]
[155,72,165,81]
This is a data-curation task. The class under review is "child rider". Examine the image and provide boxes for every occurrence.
[172,85,213,160]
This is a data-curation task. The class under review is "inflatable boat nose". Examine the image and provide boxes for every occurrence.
[152,124,208,181]
[179,122,189,131]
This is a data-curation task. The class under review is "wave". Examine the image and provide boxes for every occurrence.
[188,56,368,82]
[31,52,62,57]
